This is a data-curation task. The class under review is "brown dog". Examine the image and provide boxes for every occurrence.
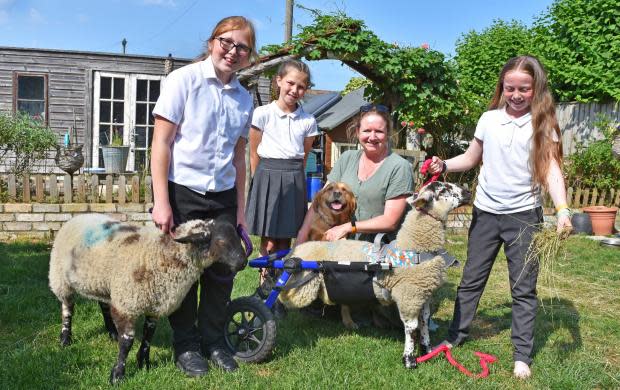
[308,182,356,241]
[307,182,358,329]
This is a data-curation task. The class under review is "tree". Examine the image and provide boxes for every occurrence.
[453,20,534,128]
[259,8,464,155]
[0,112,57,176]
[342,77,370,96]
[532,0,620,102]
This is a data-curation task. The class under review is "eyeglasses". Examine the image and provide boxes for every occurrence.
[214,37,251,56]
[360,104,389,113]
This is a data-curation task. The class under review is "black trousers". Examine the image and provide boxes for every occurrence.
[447,206,542,364]
[167,181,237,356]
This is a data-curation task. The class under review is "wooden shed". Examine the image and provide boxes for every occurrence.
[0,46,272,173]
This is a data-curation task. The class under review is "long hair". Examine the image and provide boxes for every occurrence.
[195,16,257,63]
[489,55,562,190]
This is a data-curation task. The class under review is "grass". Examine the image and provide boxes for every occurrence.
[0,235,619,389]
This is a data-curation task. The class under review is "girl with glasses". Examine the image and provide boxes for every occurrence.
[150,15,256,377]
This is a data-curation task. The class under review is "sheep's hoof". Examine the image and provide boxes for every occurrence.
[137,346,150,370]
[109,365,125,385]
[342,320,360,330]
[402,354,418,369]
[59,330,72,347]
[107,330,119,342]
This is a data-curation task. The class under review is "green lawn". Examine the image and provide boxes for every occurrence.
[0,235,618,389]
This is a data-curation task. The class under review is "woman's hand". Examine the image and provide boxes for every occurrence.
[324,222,352,241]
[152,202,175,234]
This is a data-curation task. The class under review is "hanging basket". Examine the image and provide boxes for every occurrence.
[55,144,85,176]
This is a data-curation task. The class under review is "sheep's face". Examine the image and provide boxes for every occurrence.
[173,220,247,272]
[206,221,247,272]
[408,181,471,219]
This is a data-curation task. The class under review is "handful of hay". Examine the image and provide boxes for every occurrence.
[525,226,572,289]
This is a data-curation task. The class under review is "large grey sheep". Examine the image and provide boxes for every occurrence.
[49,213,247,384]
[276,181,470,368]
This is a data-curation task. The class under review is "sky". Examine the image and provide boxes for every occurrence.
[0,0,554,91]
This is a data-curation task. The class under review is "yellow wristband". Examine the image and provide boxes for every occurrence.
[350,221,357,234]
[555,204,568,212]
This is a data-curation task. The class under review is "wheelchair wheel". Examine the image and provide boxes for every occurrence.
[224,296,277,363]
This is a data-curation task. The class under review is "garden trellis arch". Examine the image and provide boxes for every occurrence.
[237,11,463,150]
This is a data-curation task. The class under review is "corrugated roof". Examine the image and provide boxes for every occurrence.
[301,92,342,117]
[314,87,368,131]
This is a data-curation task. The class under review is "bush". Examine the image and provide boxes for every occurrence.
[565,115,620,192]
[0,112,57,176]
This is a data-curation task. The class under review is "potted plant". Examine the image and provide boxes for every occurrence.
[566,115,620,235]
[101,127,129,173]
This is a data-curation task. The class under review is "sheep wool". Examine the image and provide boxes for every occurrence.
[277,181,471,369]
[48,213,247,384]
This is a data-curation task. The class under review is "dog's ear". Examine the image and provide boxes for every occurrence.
[312,183,333,211]
[348,190,357,217]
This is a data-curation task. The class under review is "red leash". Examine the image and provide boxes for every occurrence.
[419,159,442,188]
[418,159,498,377]
[416,345,498,378]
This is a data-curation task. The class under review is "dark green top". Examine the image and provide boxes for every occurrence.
[327,149,414,242]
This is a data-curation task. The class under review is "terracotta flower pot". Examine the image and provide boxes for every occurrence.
[582,206,618,236]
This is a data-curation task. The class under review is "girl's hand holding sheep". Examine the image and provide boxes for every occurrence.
[152,202,175,233]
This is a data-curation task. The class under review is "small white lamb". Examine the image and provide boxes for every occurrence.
[48,213,247,383]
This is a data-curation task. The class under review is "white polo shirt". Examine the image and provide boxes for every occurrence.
[253,101,319,159]
[153,57,253,193]
[474,108,543,213]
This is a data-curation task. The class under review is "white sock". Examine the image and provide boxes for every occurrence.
[513,361,531,379]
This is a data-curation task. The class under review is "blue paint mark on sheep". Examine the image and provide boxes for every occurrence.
[83,221,121,247]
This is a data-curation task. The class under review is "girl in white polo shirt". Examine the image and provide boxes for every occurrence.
[245,60,319,257]
[150,16,255,376]
[429,56,572,379]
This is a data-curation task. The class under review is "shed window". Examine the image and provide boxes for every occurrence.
[92,72,164,171]
[14,74,48,120]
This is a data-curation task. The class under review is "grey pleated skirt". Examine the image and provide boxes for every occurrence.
[246,158,307,238]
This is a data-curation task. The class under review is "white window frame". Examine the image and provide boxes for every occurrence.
[92,72,164,170]
[331,141,359,165]
[130,75,163,172]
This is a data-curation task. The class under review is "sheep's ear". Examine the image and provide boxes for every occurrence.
[410,190,433,208]
[173,219,214,244]
[174,231,211,244]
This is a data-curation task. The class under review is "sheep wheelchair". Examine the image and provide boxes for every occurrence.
[224,247,456,364]
[225,181,471,366]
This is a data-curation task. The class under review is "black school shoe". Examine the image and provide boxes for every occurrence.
[208,348,239,372]
[175,351,209,377]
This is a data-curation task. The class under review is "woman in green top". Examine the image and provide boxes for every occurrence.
[296,104,414,244]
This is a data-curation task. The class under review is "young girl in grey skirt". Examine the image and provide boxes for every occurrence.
[246,60,319,257]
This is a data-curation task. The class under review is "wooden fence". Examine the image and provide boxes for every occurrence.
[1,173,619,208]
[557,101,619,154]
[1,174,152,204]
